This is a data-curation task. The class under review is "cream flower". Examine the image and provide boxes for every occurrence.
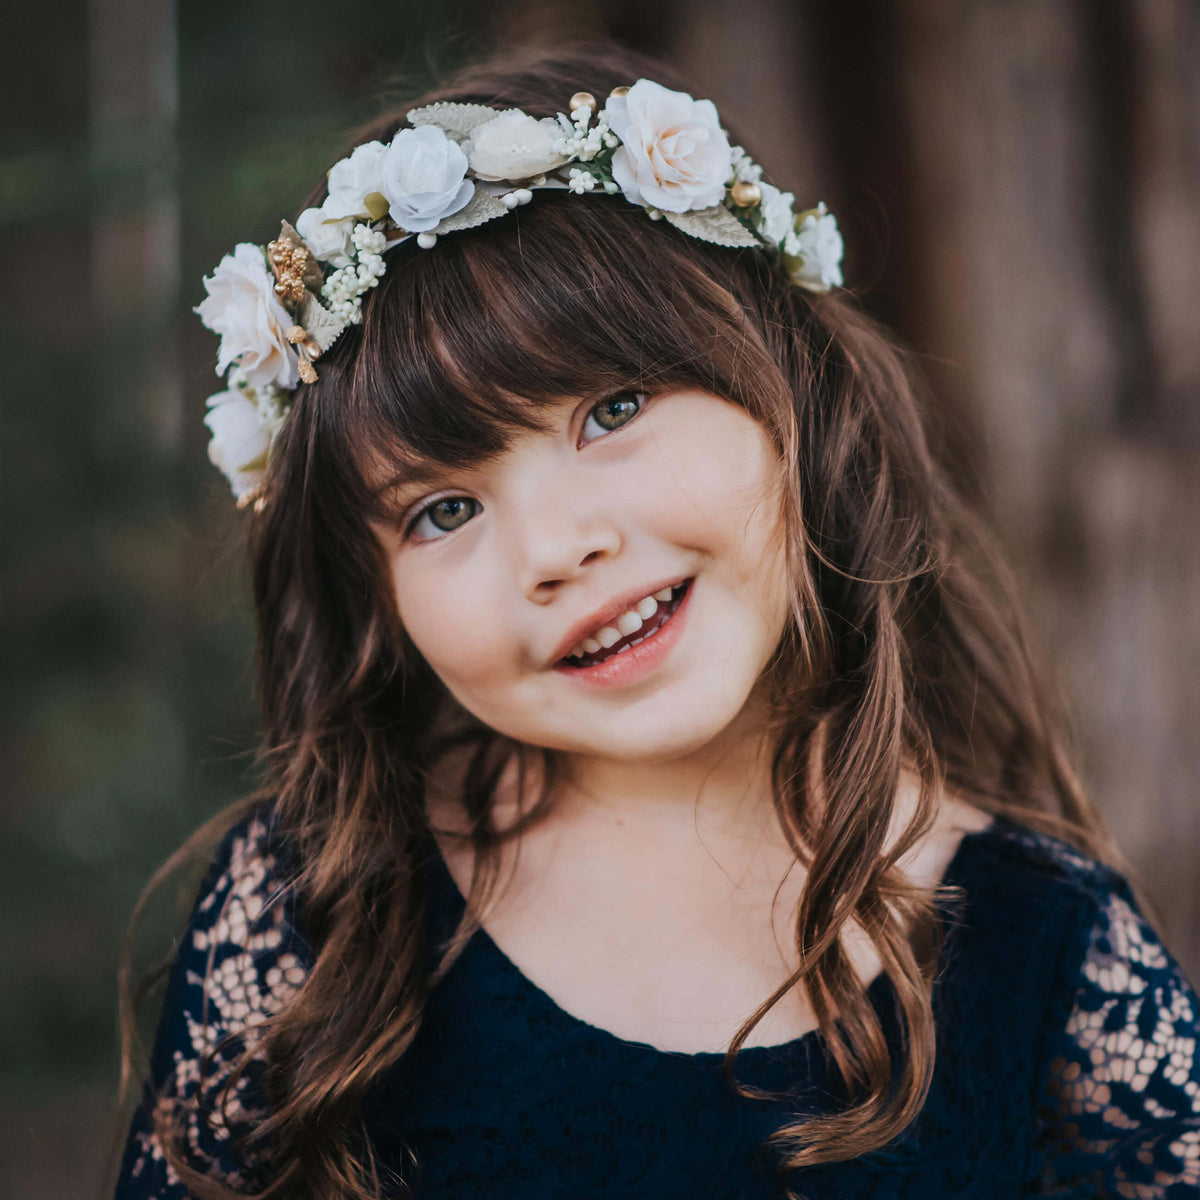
[785,202,845,291]
[380,125,474,232]
[194,244,300,391]
[322,141,388,221]
[295,206,355,266]
[203,388,271,501]
[604,79,733,214]
[466,109,570,181]
[756,182,796,247]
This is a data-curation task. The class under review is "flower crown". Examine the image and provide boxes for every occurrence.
[195,78,845,507]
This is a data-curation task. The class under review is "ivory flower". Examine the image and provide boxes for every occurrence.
[466,109,570,181]
[756,182,796,246]
[319,142,388,223]
[194,244,300,391]
[380,125,474,232]
[295,206,355,266]
[322,141,388,221]
[785,202,845,291]
[203,388,272,501]
[604,79,733,214]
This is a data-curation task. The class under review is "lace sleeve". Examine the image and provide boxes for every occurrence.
[113,812,310,1198]
[1027,871,1200,1197]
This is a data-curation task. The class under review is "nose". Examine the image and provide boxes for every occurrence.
[507,462,623,602]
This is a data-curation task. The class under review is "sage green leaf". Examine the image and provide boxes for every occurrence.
[297,292,348,353]
[662,205,761,248]
[407,102,502,138]
[434,188,511,234]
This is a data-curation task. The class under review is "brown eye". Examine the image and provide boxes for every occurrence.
[582,391,646,442]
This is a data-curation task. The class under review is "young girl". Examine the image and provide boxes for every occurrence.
[112,39,1200,1200]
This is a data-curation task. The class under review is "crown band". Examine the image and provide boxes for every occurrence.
[195,78,845,507]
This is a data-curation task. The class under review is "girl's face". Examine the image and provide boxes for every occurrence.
[371,387,791,764]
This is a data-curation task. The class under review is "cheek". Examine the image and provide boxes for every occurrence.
[643,406,788,572]
[389,560,515,695]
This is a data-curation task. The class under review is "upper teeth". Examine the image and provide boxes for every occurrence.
[565,584,682,660]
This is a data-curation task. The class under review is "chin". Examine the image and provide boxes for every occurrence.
[550,686,763,762]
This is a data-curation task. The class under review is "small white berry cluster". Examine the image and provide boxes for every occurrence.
[225,366,289,440]
[500,186,535,210]
[320,224,388,325]
[567,168,598,194]
[730,145,763,184]
[252,384,289,441]
[552,103,620,165]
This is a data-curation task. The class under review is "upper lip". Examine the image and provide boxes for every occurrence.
[547,575,692,666]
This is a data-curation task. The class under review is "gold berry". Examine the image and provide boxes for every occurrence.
[608,85,630,99]
[569,91,597,114]
[730,180,762,208]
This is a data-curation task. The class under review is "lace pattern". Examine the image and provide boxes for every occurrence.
[1030,870,1200,1197]
[115,813,309,1196]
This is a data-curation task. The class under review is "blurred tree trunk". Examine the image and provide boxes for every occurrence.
[871,0,1200,972]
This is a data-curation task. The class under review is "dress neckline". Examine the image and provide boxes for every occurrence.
[425,815,1003,1064]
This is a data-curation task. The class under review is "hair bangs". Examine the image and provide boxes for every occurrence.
[321,190,772,522]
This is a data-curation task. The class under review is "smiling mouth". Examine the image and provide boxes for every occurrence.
[557,579,693,669]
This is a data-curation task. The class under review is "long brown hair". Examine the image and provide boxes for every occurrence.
[114,37,1132,1200]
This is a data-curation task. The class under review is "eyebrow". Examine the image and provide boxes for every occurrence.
[373,459,457,496]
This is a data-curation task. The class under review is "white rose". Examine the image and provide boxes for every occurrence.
[785,202,844,291]
[203,388,271,501]
[756,182,796,246]
[380,125,474,232]
[323,141,388,221]
[465,109,570,181]
[604,79,733,214]
[295,205,355,266]
[194,243,300,391]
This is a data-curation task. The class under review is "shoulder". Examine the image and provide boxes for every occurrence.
[952,807,1128,900]
[1013,828,1200,1194]
[936,810,1156,1006]
[164,801,310,1054]
[971,814,1188,991]
[184,803,310,1017]
[206,801,296,881]
[116,805,310,1195]
[184,806,304,952]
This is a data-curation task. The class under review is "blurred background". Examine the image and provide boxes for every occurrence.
[3,1,1198,1195]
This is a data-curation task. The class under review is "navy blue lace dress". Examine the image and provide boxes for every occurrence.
[114,810,1200,1198]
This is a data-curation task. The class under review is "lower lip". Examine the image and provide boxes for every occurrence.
[551,578,695,690]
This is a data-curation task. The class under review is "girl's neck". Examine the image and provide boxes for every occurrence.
[556,693,778,839]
